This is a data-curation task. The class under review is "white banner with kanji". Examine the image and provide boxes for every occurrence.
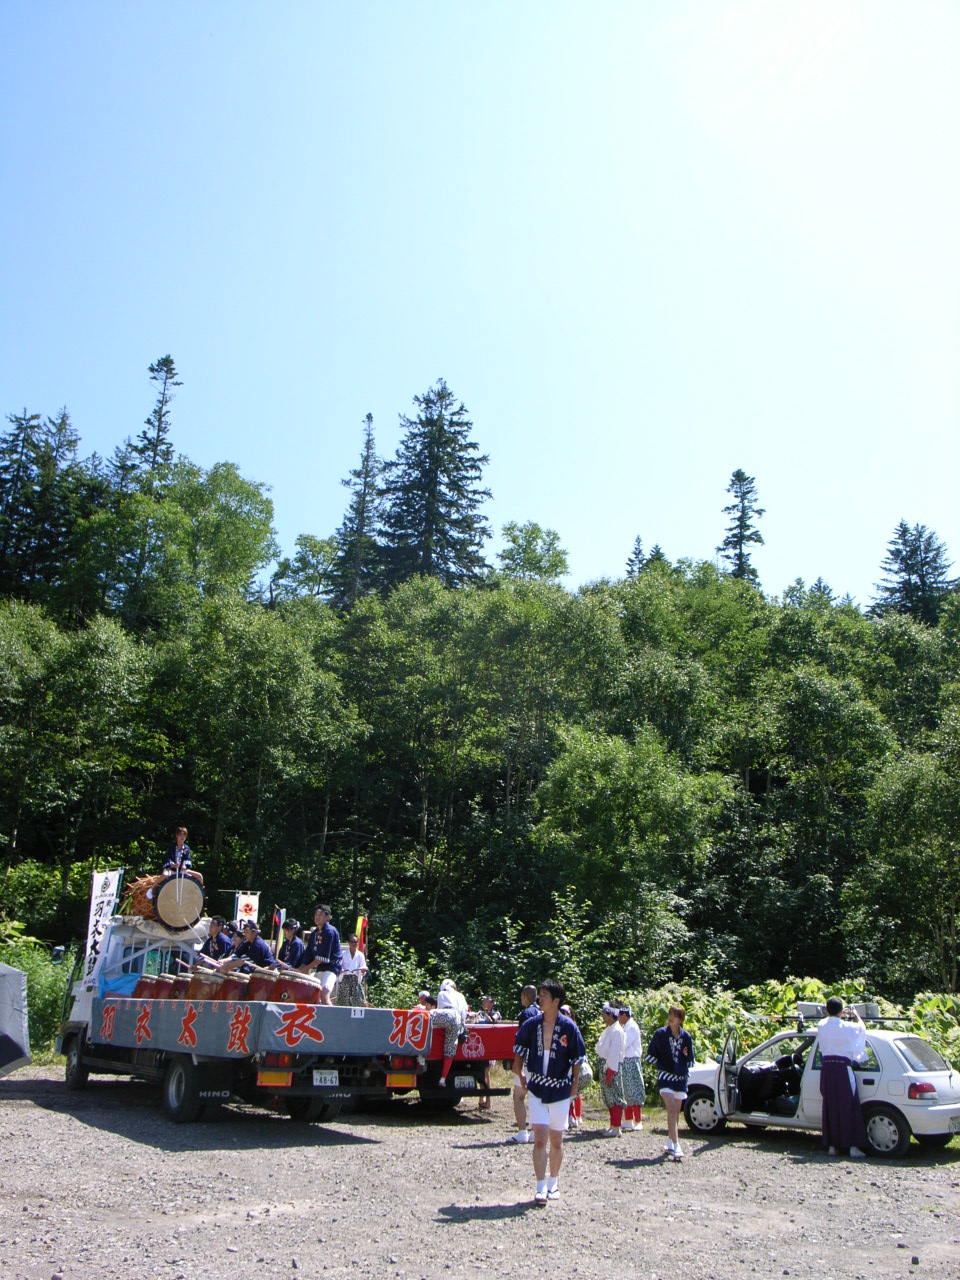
[84,868,123,982]
[235,892,260,926]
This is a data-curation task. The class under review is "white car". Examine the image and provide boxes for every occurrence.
[683,1024,960,1158]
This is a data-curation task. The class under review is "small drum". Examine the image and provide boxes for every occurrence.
[132,975,159,999]
[186,970,224,1000]
[218,973,250,1001]
[169,974,192,998]
[273,973,322,1004]
[247,972,280,1002]
[154,875,205,930]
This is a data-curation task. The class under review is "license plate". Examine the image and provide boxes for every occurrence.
[950,1116,960,1133]
[313,1069,339,1087]
[454,1075,475,1090]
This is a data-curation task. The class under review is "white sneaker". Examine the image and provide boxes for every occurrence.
[622,1119,635,1131]
[602,1127,622,1137]
[508,1130,530,1144]
[664,1141,676,1154]
[546,1184,560,1201]
[849,1146,867,1159]
[672,1144,684,1161]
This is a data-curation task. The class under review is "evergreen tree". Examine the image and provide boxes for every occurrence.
[379,380,491,589]
[717,468,765,583]
[626,536,644,577]
[871,521,956,625]
[329,413,385,607]
[644,544,669,569]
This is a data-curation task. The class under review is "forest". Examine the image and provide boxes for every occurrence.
[1,357,958,1013]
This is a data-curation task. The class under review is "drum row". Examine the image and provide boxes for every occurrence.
[130,970,325,1003]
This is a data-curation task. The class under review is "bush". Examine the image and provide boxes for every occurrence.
[1,939,73,1053]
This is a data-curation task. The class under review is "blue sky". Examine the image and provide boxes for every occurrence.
[2,1,958,605]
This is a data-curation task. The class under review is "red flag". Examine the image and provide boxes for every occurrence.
[355,915,368,952]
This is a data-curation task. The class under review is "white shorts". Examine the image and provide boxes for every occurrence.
[528,1094,570,1132]
[317,970,338,994]
[659,1086,687,1101]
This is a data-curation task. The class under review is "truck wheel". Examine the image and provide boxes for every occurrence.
[64,1035,89,1091]
[163,1056,206,1123]
[684,1087,725,1134]
[863,1104,911,1158]
[282,1097,343,1123]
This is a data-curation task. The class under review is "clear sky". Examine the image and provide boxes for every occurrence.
[2,1,958,605]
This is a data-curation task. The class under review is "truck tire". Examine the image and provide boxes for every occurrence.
[163,1056,206,1123]
[282,1097,343,1123]
[64,1034,89,1091]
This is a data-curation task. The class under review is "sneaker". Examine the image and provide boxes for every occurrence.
[672,1146,684,1161]
[508,1130,530,1144]
[534,1182,548,1206]
[602,1127,622,1137]
[546,1186,560,1201]
[664,1141,676,1154]
[622,1119,635,1131]
[849,1147,867,1159]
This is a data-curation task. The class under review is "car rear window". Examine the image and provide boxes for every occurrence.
[895,1037,949,1072]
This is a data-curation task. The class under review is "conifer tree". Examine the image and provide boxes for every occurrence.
[329,413,385,607]
[626,536,645,577]
[717,468,765,583]
[872,521,956,625]
[379,379,491,589]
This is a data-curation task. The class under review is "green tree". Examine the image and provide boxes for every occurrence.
[271,534,338,601]
[329,413,385,607]
[717,468,765,583]
[497,521,568,582]
[871,520,956,625]
[379,379,491,589]
[625,536,644,577]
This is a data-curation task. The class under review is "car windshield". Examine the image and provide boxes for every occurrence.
[895,1036,949,1072]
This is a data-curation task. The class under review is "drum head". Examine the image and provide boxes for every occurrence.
[154,875,205,929]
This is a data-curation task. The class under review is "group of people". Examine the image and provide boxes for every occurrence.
[507,985,695,1201]
[194,904,368,1008]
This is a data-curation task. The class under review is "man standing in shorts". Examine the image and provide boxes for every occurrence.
[298,905,343,1005]
[512,979,587,1206]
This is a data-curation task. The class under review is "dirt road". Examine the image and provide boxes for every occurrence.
[2,1067,958,1279]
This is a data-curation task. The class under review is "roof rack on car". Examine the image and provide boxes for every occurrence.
[794,1001,910,1031]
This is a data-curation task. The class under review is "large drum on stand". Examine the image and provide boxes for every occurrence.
[154,875,205,930]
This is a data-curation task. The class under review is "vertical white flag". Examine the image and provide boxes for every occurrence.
[235,891,260,926]
[83,869,123,983]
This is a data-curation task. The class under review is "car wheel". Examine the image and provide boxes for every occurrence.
[282,1097,343,1123]
[64,1035,89,1091]
[163,1056,206,1123]
[863,1104,911,1158]
[914,1132,951,1149]
[684,1087,725,1134]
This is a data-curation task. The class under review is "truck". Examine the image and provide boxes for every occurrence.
[57,912,516,1123]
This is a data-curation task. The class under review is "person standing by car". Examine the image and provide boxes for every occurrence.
[618,1004,646,1131]
[646,1005,694,1160]
[512,979,587,1205]
[818,998,868,1159]
[596,1002,627,1137]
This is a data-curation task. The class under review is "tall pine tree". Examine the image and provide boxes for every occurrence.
[872,521,956,625]
[717,468,765,583]
[379,380,491,589]
[329,413,385,607]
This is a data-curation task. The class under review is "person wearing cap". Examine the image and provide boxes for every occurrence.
[277,919,304,969]
[618,1004,646,1131]
[220,920,276,972]
[817,998,868,1158]
[298,905,343,1005]
[475,995,501,1111]
[512,978,587,1206]
[197,915,233,964]
[646,1005,694,1160]
[596,1002,627,1137]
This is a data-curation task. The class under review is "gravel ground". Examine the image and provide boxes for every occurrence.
[2,1066,959,1280]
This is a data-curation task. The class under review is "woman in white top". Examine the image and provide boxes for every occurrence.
[618,1004,646,1131]
[595,1002,627,1136]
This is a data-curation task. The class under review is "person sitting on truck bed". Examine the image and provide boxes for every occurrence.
[197,915,233,964]
[277,919,304,969]
[162,825,202,882]
[298,905,342,1005]
[220,920,276,972]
